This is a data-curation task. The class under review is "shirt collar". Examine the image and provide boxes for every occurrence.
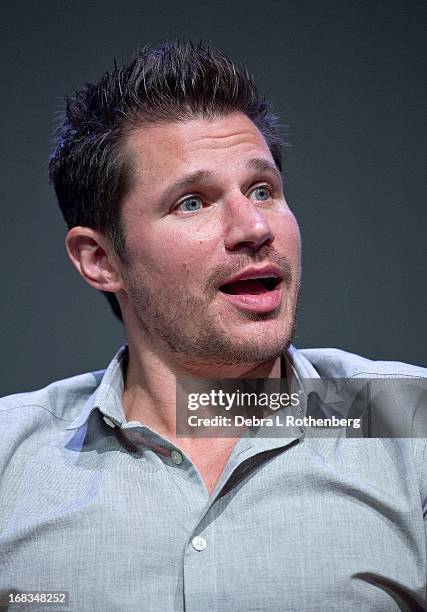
[66,343,323,432]
[66,345,128,431]
[287,344,348,417]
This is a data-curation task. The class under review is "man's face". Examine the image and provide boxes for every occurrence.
[118,112,301,367]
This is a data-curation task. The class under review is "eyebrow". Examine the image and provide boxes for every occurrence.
[162,169,215,202]
[245,157,282,181]
[166,170,214,195]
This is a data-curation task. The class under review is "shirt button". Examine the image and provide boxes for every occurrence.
[103,416,116,428]
[299,426,305,434]
[171,450,183,465]
[191,536,207,551]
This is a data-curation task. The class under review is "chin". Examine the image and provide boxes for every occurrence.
[222,332,291,364]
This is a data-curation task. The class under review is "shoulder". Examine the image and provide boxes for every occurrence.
[298,347,427,502]
[0,369,105,427]
[297,347,427,379]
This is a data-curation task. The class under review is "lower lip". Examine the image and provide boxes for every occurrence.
[219,286,283,313]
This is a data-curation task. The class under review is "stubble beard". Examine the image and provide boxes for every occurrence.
[126,254,300,368]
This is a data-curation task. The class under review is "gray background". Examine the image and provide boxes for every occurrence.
[1,0,425,396]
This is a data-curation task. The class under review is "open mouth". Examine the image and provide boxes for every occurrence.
[219,277,282,295]
[217,265,284,313]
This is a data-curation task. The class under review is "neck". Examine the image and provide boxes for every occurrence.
[123,335,284,440]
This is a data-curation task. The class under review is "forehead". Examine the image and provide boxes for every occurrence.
[124,112,275,183]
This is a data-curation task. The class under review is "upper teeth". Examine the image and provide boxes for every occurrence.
[242,275,276,280]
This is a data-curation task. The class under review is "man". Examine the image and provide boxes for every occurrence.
[0,41,426,611]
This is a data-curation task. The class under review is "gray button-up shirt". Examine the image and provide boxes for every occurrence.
[1,346,426,611]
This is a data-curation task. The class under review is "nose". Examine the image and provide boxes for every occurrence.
[222,194,275,252]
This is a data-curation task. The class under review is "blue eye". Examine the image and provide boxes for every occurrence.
[177,196,203,212]
[250,186,271,202]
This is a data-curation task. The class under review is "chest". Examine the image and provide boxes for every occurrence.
[1,439,425,611]
[181,439,239,495]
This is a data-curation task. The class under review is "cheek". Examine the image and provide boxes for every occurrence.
[155,225,218,275]
[129,236,209,289]
[290,223,302,263]
[276,211,302,262]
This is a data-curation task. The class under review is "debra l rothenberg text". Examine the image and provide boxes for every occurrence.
[187,414,362,429]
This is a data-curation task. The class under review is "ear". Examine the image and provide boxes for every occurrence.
[65,227,123,293]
